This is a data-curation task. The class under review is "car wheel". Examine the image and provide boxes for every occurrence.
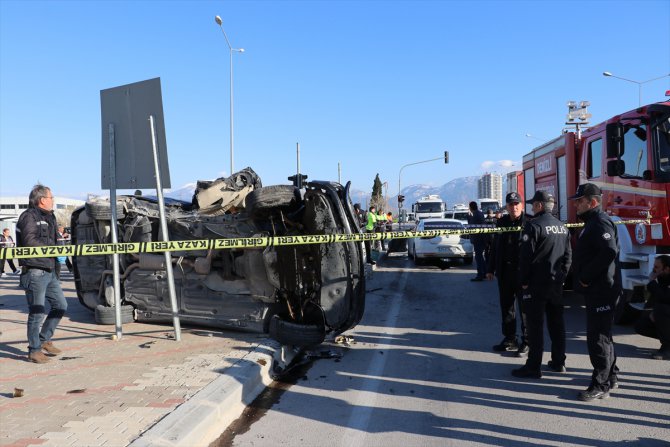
[464,256,473,265]
[268,315,326,347]
[246,185,298,215]
[94,305,134,325]
[85,200,126,220]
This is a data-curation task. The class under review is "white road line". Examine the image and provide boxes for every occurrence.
[339,270,408,447]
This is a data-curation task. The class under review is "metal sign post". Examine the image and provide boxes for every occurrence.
[149,115,181,341]
[108,123,124,341]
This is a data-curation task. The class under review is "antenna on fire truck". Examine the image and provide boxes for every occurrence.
[565,100,591,138]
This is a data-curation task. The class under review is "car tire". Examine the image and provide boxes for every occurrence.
[85,200,126,220]
[94,305,134,325]
[268,315,325,347]
[246,185,298,215]
[464,256,473,265]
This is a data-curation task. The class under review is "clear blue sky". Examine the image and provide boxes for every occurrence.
[1,0,669,201]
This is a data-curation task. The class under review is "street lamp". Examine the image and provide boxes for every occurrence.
[215,15,245,174]
[398,152,449,206]
[603,71,670,107]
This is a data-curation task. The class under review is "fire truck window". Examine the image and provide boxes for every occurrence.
[621,124,648,178]
[588,139,602,178]
[658,118,670,173]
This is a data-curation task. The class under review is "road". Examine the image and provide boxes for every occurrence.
[214,252,670,447]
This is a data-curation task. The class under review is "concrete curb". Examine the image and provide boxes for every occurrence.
[128,339,279,447]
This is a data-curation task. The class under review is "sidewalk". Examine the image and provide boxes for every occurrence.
[0,272,275,447]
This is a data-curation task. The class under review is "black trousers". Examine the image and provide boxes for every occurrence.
[585,292,618,391]
[523,283,566,371]
[634,303,670,348]
[497,269,527,342]
[0,257,17,273]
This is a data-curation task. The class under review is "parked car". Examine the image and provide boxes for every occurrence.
[444,209,469,225]
[407,218,473,265]
[70,168,366,347]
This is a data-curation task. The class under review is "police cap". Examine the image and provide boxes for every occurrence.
[526,190,555,204]
[505,192,522,204]
[568,183,602,200]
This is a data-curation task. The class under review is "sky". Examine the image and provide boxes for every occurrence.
[1,0,669,202]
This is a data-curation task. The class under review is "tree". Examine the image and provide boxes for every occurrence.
[370,174,385,211]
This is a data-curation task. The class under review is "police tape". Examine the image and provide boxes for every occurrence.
[0,219,650,260]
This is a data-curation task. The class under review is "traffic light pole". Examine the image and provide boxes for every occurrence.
[397,151,449,209]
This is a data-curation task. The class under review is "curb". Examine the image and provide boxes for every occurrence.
[128,339,279,447]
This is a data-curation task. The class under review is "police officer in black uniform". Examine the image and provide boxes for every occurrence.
[486,192,529,355]
[512,191,571,378]
[570,183,620,401]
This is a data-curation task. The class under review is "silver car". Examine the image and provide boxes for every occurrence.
[407,218,473,265]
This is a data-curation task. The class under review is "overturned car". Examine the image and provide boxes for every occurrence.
[71,168,366,346]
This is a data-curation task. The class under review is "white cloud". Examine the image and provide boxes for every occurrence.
[480,159,521,174]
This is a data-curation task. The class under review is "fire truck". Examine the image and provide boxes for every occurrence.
[522,99,670,320]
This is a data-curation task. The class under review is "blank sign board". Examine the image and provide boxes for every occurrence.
[100,77,171,189]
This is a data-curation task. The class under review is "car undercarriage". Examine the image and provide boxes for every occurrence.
[71,168,366,347]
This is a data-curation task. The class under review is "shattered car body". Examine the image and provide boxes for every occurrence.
[71,168,366,346]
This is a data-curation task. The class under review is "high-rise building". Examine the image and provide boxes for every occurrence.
[478,173,503,206]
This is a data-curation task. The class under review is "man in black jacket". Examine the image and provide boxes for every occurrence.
[486,192,528,355]
[570,183,620,401]
[634,255,670,360]
[16,184,67,364]
[468,201,487,281]
[512,191,571,379]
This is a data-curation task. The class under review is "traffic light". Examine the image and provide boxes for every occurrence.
[444,150,449,164]
[397,194,405,203]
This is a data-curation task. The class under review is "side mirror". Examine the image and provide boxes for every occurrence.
[607,159,625,177]
[643,170,653,181]
[606,122,624,158]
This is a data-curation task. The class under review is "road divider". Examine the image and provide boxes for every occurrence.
[0,219,649,260]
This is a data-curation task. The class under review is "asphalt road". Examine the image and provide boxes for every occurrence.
[217,253,670,447]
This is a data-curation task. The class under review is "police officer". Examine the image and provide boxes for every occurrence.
[486,192,529,355]
[570,183,620,401]
[512,191,571,378]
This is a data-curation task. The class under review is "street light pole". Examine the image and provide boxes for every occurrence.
[215,15,244,174]
[398,154,446,202]
[603,71,670,107]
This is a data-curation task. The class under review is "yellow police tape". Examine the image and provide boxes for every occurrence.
[0,219,650,260]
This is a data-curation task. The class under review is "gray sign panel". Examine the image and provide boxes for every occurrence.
[100,78,171,189]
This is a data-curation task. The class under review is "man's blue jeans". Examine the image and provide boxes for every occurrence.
[19,268,67,353]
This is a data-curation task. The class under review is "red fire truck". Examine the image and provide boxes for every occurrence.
[522,99,670,319]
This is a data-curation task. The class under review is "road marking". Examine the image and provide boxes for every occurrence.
[339,270,408,447]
